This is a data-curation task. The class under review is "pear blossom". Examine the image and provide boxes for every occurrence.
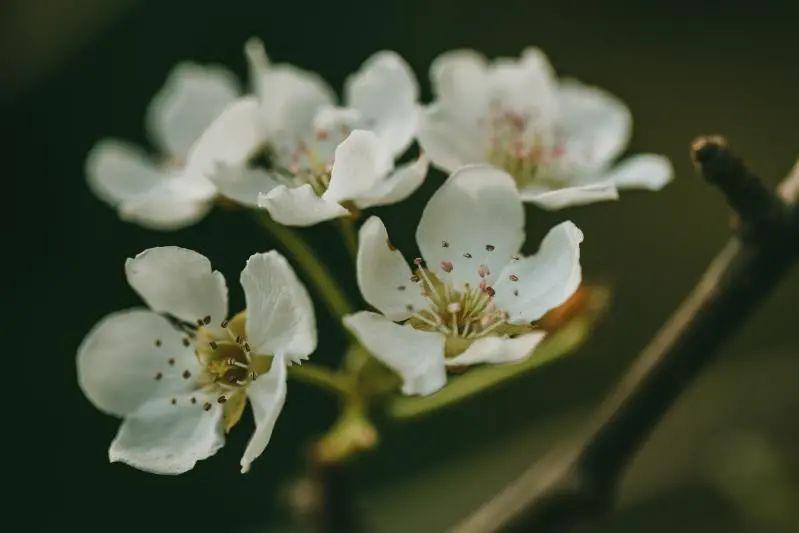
[87,63,242,229]
[418,48,673,210]
[77,247,316,474]
[185,39,428,227]
[343,165,583,396]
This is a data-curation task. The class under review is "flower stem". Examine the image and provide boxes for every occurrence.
[288,363,352,397]
[256,213,354,318]
[337,216,359,262]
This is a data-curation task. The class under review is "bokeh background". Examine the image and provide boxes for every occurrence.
[7,1,797,531]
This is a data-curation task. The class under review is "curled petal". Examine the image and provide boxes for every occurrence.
[446,331,546,367]
[258,184,349,227]
[241,355,288,473]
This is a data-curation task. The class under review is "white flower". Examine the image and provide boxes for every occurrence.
[418,48,673,210]
[186,38,428,227]
[87,63,243,229]
[343,165,583,396]
[77,247,316,474]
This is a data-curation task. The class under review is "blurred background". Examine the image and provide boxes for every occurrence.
[7,1,797,531]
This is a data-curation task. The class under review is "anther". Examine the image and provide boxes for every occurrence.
[509,274,519,282]
[441,261,454,273]
[235,335,243,344]
[441,241,450,248]
[203,315,211,325]
[203,402,212,411]
[512,255,520,261]
[478,264,490,278]
[397,285,406,291]
[182,370,191,379]
[154,372,163,381]
[244,343,251,352]
[196,319,204,326]
[182,338,190,347]
[168,358,175,366]
[154,339,162,347]
[406,304,414,312]
[250,371,258,381]
[414,257,424,267]
[485,286,496,297]
[190,397,197,404]
[513,289,519,296]
[220,319,229,328]
[171,398,177,405]
[485,244,495,252]
[217,396,227,404]
[463,252,472,259]
[209,341,218,350]
[410,275,420,283]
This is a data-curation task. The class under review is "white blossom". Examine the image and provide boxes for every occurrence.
[86,63,242,229]
[185,39,428,227]
[418,48,673,210]
[343,165,583,396]
[77,247,316,474]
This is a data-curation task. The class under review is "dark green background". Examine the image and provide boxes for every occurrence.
[7,1,797,531]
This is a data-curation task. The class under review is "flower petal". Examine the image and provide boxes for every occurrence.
[241,251,316,364]
[240,355,287,473]
[109,390,224,475]
[356,217,428,321]
[86,140,165,206]
[354,154,429,209]
[418,105,486,173]
[209,164,280,207]
[117,175,215,230]
[146,62,240,160]
[557,78,631,170]
[493,221,583,324]
[259,184,349,227]
[343,311,446,396]
[185,96,264,180]
[345,50,419,156]
[605,153,674,191]
[446,330,546,366]
[125,247,228,329]
[519,179,619,210]
[322,130,392,204]
[488,47,558,124]
[416,165,524,288]
[429,49,489,119]
[77,309,201,417]
[245,38,335,141]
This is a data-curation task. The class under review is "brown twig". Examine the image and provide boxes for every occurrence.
[453,137,799,533]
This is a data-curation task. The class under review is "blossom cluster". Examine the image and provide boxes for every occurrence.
[78,41,672,474]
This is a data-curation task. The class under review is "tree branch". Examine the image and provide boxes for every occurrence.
[453,137,799,533]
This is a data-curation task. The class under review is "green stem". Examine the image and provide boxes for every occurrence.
[288,363,352,397]
[338,216,359,262]
[256,213,354,318]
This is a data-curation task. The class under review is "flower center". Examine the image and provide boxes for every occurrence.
[406,260,508,344]
[194,311,271,396]
[484,107,564,187]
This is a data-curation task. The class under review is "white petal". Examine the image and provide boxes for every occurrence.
[146,62,240,160]
[519,179,619,210]
[109,391,224,475]
[556,78,631,169]
[416,165,524,288]
[429,49,489,119]
[241,251,317,364]
[209,164,280,207]
[343,312,446,396]
[493,221,583,324]
[354,154,429,209]
[446,330,546,366]
[417,105,486,173]
[345,50,419,156]
[117,175,214,230]
[77,309,201,417]
[125,247,228,329]
[245,39,335,141]
[356,217,428,321]
[605,154,674,191]
[185,96,264,180]
[322,130,392,204]
[86,140,165,206]
[258,184,349,227]
[240,355,287,473]
[488,47,558,124]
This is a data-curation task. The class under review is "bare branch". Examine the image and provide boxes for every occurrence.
[453,137,799,533]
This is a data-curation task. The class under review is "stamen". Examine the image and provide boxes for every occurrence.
[182,338,190,347]
[154,372,162,381]
[191,397,197,404]
[509,274,519,282]
[485,244,495,252]
[478,264,490,278]
[203,316,211,325]
[397,285,406,291]
[154,339,162,347]
[203,402,212,411]
[220,319,229,328]
[182,370,191,379]
[168,358,175,366]
[441,261,453,273]
[209,341,218,350]
[463,252,472,259]
[441,240,450,248]
[171,398,177,405]
[217,396,227,404]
